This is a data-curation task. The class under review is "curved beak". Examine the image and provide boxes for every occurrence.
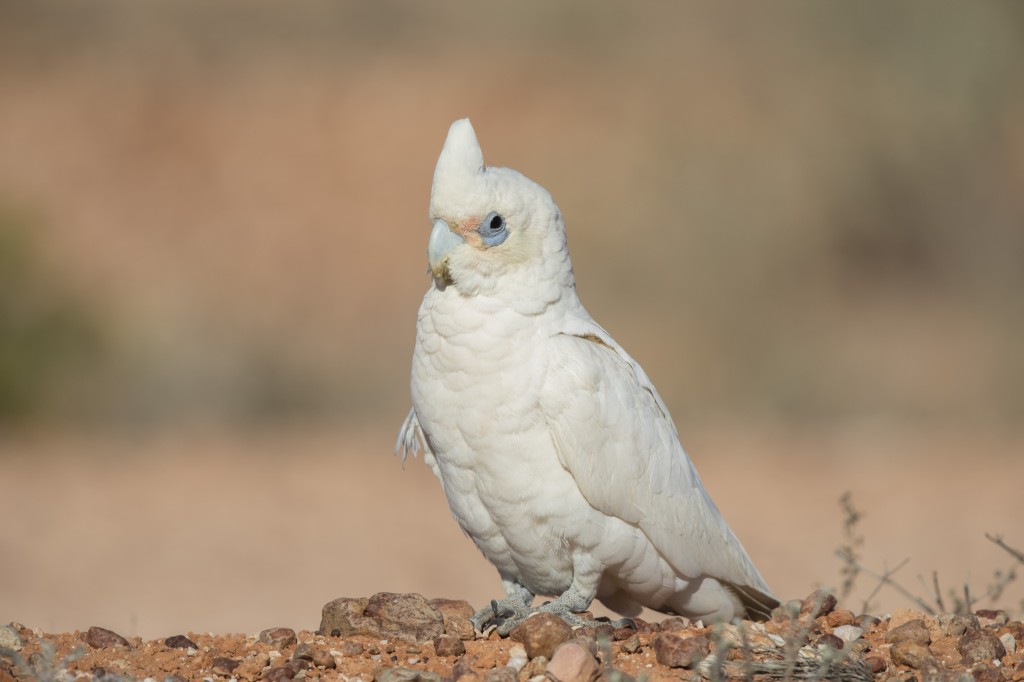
[428,219,464,290]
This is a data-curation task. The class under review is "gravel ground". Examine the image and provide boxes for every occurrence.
[3,591,1022,682]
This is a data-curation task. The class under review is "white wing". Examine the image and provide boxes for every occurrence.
[396,407,440,479]
[540,316,775,611]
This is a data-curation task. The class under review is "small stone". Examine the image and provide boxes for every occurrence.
[825,609,855,628]
[510,613,572,660]
[938,613,979,637]
[164,634,198,649]
[863,656,887,674]
[429,598,476,621]
[312,648,337,669]
[452,658,476,680]
[611,627,634,641]
[619,634,641,654]
[210,656,240,675]
[631,619,658,633]
[999,632,1016,655]
[0,625,24,651]
[815,633,844,650]
[653,633,710,669]
[885,619,932,646]
[262,664,296,682]
[484,668,518,682]
[958,630,1007,665]
[971,664,1008,682]
[507,643,529,672]
[976,610,1009,625]
[85,626,130,649]
[856,614,881,630]
[519,655,548,681]
[260,627,298,649]
[293,643,314,661]
[889,640,935,670]
[433,634,466,657]
[799,590,837,619]
[657,616,688,632]
[337,641,365,656]
[445,616,476,641]
[832,625,863,643]
[546,641,598,682]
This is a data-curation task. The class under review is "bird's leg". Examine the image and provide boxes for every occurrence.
[470,580,535,633]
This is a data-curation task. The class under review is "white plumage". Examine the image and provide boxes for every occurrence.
[398,119,776,631]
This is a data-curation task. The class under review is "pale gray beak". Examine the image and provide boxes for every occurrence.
[428,219,464,290]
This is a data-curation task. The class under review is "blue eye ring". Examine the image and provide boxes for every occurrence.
[479,211,508,247]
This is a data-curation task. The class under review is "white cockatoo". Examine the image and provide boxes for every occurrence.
[398,119,777,633]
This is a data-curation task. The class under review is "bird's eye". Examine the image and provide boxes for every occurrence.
[479,211,508,247]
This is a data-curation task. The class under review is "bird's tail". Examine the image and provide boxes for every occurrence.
[723,580,780,621]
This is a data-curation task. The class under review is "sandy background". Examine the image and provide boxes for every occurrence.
[1,2,1023,638]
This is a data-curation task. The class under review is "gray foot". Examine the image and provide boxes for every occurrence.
[478,584,636,636]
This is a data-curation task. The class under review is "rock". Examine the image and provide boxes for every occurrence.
[970,664,1007,682]
[509,612,572,660]
[322,593,445,643]
[863,655,887,674]
[429,598,476,621]
[619,634,641,654]
[546,641,598,682]
[375,667,444,682]
[259,627,297,649]
[336,641,365,656]
[520,655,548,681]
[484,668,518,682]
[889,640,935,670]
[999,632,1016,655]
[832,625,863,643]
[885,619,931,646]
[976,610,1009,626]
[312,648,337,669]
[653,633,710,669]
[958,629,1007,665]
[85,626,130,649]
[210,656,240,675]
[824,609,855,628]
[445,616,476,641]
[856,614,881,630]
[938,613,979,637]
[799,590,837,619]
[164,634,198,649]
[292,643,314,661]
[815,633,844,650]
[506,643,529,672]
[0,625,24,652]
[262,664,296,682]
[658,617,688,632]
[433,634,466,657]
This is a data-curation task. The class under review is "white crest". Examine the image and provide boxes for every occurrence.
[430,119,484,217]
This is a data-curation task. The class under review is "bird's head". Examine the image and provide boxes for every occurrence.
[426,119,574,307]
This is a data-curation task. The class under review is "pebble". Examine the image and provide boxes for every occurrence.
[506,643,529,672]
[520,654,549,680]
[322,593,445,643]
[799,589,837,619]
[832,625,863,643]
[311,648,336,669]
[432,634,466,657]
[863,655,887,674]
[260,627,297,649]
[0,624,24,651]
[509,612,572,660]
[815,633,844,650]
[293,643,314,661]
[885,619,931,646]
[545,641,598,682]
[889,640,935,670]
[85,626,130,649]
[653,633,710,669]
[164,634,198,650]
[938,613,979,637]
[619,634,641,654]
[336,641,365,656]
[958,629,1007,665]
[444,616,476,641]
[976,610,1009,626]
[825,609,856,627]
[428,598,476,621]
[210,657,240,675]
[658,617,688,632]
[999,632,1016,655]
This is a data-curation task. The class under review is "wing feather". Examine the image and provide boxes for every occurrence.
[540,318,773,598]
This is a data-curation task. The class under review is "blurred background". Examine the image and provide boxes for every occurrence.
[1,1,1023,638]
